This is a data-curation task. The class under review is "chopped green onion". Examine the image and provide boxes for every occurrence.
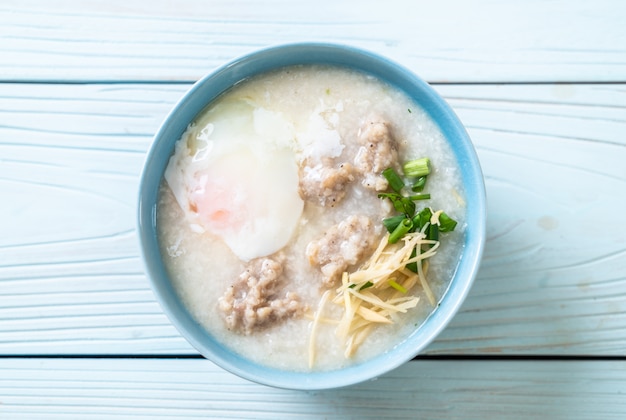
[406,247,418,273]
[409,193,431,201]
[359,281,374,291]
[382,168,405,193]
[438,212,458,232]
[389,218,413,244]
[389,279,408,294]
[410,214,421,230]
[403,157,431,178]
[382,215,406,233]
[378,193,415,217]
[392,199,406,214]
[428,223,439,242]
[379,157,454,248]
[413,207,433,231]
[400,197,416,217]
[411,176,427,192]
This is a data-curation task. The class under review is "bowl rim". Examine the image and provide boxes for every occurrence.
[138,42,486,390]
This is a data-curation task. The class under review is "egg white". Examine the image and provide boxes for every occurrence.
[164,100,304,262]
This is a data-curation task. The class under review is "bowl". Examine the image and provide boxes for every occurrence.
[138,43,486,390]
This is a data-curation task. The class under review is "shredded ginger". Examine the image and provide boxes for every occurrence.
[309,227,440,364]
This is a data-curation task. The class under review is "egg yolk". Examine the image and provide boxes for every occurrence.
[164,100,304,262]
[188,148,303,261]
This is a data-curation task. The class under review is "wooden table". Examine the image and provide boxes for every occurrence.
[2,1,626,418]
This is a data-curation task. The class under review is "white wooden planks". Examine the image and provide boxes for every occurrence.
[1,358,626,419]
[0,84,192,354]
[1,0,625,83]
[430,83,626,354]
[2,2,624,418]
[1,82,625,356]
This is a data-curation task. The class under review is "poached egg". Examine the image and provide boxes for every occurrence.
[164,99,304,262]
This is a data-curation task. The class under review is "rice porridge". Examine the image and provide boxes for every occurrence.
[157,65,466,372]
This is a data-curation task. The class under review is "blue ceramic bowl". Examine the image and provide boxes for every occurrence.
[138,43,486,390]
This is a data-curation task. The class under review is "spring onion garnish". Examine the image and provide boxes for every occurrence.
[405,246,418,273]
[413,207,433,231]
[411,176,427,192]
[382,167,405,193]
[359,281,374,291]
[389,218,413,244]
[349,281,375,290]
[389,279,408,294]
[438,212,458,232]
[428,223,439,242]
[409,193,431,201]
[403,157,431,178]
[382,215,405,233]
[378,157,457,271]
[378,193,415,217]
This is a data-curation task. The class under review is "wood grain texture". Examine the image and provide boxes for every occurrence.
[1,358,626,419]
[0,84,193,354]
[1,82,624,356]
[1,0,625,83]
[430,83,626,354]
[2,2,624,418]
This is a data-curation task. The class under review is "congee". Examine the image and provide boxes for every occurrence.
[157,65,466,372]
